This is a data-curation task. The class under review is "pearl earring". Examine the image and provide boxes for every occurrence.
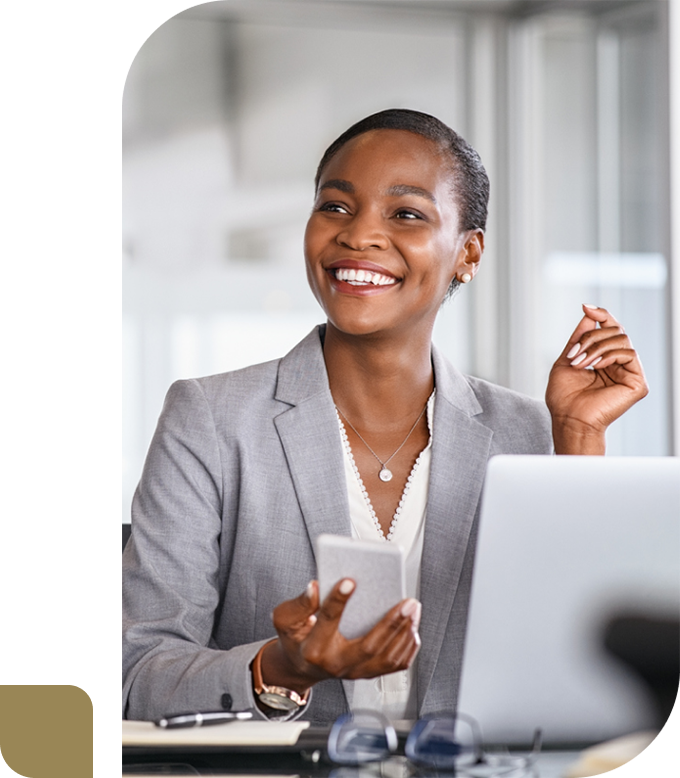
[460,273,472,284]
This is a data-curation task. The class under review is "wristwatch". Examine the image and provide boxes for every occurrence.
[251,640,309,712]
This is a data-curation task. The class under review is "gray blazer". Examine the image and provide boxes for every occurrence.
[123,326,553,722]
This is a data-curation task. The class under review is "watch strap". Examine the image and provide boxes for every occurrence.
[251,640,309,709]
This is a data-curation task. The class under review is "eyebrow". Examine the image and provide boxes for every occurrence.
[319,179,437,204]
[387,184,437,204]
[319,179,354,193]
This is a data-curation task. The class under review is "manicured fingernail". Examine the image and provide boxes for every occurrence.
[590,356,602,367]
[307,614,317,626]
[571,352,587,366]
[306,580,315,598]
[566,343,581,359]
[401,598,418,618]
[583,303,599,309]
[339,579,355,595]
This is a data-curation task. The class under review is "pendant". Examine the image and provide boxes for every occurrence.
[379,467,393,482]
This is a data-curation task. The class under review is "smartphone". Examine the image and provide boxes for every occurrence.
[315,534,406,640]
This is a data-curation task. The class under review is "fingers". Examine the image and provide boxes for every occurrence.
[361,598,420,652]
[271,579,320,640]
[296,579,357,676]
[567,331,631,369]
[581,302,621,328]
[270,582,421,686]
[297,578,357,671]
[562,304,637,371]
[381,604,422,669]
[559,307,599,359]
[354,598,422,676]
[312,578,356,637]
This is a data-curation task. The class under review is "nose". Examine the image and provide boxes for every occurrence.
[336,210,389,251]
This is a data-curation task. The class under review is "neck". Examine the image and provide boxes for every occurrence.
[323,322,435,430]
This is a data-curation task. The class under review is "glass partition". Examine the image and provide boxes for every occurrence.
[509,2,671,455]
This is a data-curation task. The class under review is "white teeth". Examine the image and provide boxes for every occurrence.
[334,268,396,286]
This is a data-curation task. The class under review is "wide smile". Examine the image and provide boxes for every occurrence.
[333,267,396,286]
[325,261,400,295]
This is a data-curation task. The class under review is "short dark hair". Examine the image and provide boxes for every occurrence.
[315,108,489,232]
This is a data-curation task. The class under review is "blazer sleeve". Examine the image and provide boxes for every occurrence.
[122,379,304,721]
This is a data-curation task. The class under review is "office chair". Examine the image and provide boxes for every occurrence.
[122,523,132,553]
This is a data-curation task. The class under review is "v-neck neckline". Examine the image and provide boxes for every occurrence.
[335,392,435,541]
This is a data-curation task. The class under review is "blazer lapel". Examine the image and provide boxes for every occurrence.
[416,347,493,710]
[274,327,354,713]
[273,326,352,555]
[273,330,493,715]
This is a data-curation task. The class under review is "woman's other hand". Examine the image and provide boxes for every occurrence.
[260,580,421,696]
[546,304,648,455]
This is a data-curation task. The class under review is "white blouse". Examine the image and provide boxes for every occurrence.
[335,392,434,722]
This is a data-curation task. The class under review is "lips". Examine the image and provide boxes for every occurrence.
[325,260,400,291]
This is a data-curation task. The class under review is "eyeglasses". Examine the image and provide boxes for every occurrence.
[327,710,542,777]
[327,710,399,765]
[406,713,542,776]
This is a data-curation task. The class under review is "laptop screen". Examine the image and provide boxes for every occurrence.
[456,455,680,746]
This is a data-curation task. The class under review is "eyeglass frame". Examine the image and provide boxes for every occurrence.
[327,710,398,765]
[326,709,542,775]
[406,712,542,775]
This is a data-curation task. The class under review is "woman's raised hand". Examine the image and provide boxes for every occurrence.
[545,304,648,455]
[260,580,421,696]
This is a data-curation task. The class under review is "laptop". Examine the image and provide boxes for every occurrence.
[456,455,680,746]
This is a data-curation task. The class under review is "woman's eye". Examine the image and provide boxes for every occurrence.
[395,209,422,220]
[319,202,349,214]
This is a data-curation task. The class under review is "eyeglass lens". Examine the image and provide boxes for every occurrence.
[328,711,397,764]
[406,718,478,769]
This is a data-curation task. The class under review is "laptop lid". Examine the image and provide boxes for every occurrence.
[456,455,680,745]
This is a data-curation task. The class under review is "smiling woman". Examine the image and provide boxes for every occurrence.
[122,109,648,724]
[305,125,483,345]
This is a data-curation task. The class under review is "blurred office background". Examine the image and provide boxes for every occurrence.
[124,0,674,514]
[124,0,674,519]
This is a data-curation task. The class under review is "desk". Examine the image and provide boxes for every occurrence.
[122,725,583,777]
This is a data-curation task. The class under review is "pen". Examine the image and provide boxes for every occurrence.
[155,709,254,728]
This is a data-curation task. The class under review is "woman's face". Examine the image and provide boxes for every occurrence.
[304,129,482,340]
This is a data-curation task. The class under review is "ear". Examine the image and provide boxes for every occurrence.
[455,229,484,280]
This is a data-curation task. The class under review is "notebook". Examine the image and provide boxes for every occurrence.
[456,455,680,745]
